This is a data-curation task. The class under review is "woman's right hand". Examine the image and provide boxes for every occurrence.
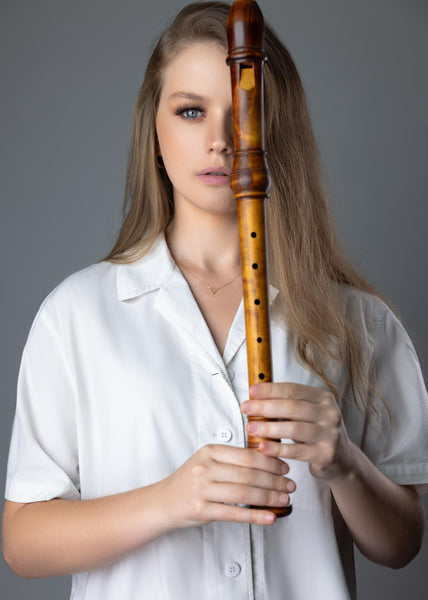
[159,444,295,528]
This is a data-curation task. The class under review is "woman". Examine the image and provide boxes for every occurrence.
[3,2,427,599]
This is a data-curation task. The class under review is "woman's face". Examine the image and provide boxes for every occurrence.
[155,42,235,216]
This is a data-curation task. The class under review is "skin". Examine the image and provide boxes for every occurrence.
[2,41,424,580]
[155,42,239,275]
[242,383,354,482]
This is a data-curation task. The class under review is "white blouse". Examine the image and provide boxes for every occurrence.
[5,232,428,600]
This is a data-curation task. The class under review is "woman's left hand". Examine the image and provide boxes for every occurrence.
[241,382,356,483]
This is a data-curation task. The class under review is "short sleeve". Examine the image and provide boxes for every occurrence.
[5,302,80,502]
[361,305,428,495]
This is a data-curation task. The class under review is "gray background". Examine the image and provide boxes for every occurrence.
[1,0,427,597]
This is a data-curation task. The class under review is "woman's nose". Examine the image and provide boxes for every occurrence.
[207,114,233,155]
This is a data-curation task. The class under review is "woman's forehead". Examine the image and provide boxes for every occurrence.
[160,42,230,98]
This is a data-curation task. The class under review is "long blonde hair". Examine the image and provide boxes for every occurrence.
[104,1,398,416]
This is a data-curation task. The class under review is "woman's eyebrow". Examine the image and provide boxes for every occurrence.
[167,91,208,104]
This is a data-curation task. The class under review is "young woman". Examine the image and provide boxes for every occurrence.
[3,2,427,599]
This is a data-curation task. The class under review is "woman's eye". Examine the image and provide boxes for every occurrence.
[176,106,203,120]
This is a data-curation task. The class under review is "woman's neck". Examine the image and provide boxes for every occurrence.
[165,208,241,277]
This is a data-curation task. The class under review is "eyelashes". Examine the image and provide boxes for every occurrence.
[173,104,233,128]
[174,104,204,121]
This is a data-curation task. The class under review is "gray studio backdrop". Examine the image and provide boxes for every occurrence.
[1,0,427,598]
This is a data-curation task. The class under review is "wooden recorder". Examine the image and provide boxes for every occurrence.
[226,0,292,518]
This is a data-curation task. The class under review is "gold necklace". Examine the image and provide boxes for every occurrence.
[176,262,241,295]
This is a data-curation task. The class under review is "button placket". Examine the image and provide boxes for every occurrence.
[188,328,254,597]
[214,522,254,598]
[203,358,246,449]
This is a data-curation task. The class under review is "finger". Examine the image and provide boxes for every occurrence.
[205,481,290,510]
[247,420,325,444]
[207,444,289,476]
[242,398,323,422]
[250,382,333,404]
[258,440,321,464]
[206,502,277,526]
[208,461,294,494]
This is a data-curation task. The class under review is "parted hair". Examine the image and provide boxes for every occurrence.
[104,1,398,416]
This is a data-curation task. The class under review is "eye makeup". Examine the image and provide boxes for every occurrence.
[174,104,204,121]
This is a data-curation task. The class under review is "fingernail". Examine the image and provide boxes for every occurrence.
[286,481,296,492]
[250,384,259,396]
[241,401,251,413]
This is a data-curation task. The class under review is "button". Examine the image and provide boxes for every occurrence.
[224,562,241,577]
[215,428,233,442]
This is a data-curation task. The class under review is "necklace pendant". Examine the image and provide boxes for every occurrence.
[208,286,218,295]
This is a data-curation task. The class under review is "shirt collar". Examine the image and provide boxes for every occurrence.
[116,230,279,304]
[116,232,175,301]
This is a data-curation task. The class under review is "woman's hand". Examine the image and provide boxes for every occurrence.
[239,382,425,568]
[241,382,355,482]
[160,444,295,530]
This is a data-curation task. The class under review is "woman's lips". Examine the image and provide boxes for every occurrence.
[197,166,231,186]
[197,173,231,185]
